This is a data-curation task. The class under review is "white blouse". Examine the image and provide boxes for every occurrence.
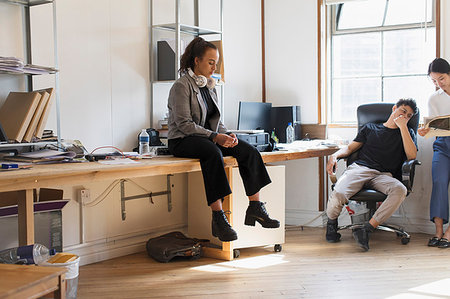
[428,89,450,118]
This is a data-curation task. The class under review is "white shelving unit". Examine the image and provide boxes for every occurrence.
[0,0,61,149]
[149,0,224,127]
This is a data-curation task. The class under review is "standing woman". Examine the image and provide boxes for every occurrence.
[167,37,279,242]
[418,58,450,248]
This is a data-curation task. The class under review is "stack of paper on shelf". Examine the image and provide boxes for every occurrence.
[0,91,41,142]
[0,88,55,143]
[40,130,57,141]
[22,64,58,75]
[0,56,24,73]
[0,56,58,74]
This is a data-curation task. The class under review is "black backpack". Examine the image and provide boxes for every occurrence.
[146,231,209,263]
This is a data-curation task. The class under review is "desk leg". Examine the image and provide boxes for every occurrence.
[318,157,325,211]
[202,167,234,261]
[18,189,34,246]
[54,273,66,299]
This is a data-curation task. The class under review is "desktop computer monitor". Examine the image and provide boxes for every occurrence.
[237,101,272,133]
[271,106,301,143]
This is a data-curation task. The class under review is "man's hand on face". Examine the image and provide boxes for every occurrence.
[394,114,409,129]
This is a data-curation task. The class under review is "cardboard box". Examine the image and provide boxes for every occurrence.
[0,188,66,252]
[0,209,64,252]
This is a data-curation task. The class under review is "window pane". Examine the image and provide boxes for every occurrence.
[385,0,433,26]
[337,0,386,30]
[333,32,381,77]
[383,28,436,76]
[383,76,436,118]
[332,78,381,123]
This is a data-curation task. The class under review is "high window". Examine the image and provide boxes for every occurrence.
[329,0,436,123]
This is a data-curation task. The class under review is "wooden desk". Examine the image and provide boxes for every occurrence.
[0,264,66,299]
[0,148,337,256]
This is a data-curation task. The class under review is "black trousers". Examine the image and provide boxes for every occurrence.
[169,136,271,205]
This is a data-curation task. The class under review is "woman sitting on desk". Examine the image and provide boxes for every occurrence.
[167,37,279,242]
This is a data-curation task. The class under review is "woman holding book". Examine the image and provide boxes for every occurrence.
[418,58,450,248]
[167,37,279,242]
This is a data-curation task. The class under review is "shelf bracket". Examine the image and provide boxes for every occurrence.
[120,175,173,221]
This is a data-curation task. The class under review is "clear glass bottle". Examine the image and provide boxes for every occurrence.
[139,129,150,155]
[0,244,55,265]
[286,122,294,143]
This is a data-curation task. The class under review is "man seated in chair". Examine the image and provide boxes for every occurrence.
[325,99,418,251]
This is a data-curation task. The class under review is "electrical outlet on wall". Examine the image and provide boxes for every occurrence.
[80,189,90,204]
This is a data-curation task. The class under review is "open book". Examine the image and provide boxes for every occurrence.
[424,114,450,138]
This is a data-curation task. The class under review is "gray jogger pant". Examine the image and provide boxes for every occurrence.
[326,163,407,224]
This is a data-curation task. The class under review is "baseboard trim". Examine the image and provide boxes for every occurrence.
[64,223,187,266]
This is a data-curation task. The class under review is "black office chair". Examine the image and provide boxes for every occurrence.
[335,103,421,245]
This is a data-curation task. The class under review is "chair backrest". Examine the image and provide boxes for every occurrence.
[357,103,420,133]
[347,102,420,167]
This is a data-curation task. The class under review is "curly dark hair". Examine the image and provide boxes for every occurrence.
[179,37,217,74]
[396,98,418,115]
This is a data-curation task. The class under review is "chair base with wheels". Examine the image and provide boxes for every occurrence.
[338,193,411,245]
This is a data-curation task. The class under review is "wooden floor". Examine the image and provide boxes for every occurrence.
[77,227,450,299]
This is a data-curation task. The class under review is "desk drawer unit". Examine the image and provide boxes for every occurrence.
[188,165,285,251]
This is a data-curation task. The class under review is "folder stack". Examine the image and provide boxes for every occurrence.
[0,88,55,143]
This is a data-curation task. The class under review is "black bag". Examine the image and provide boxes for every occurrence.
[146,231,209,263]
[133,128,164,152]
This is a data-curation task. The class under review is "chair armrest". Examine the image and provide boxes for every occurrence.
[402,159,421,192]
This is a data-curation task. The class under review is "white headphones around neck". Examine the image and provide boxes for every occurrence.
[188,68,216,89]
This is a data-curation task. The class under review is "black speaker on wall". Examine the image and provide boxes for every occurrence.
[271,106,301,143]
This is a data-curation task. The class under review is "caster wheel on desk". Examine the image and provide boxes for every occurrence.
[401,237,410,245]
[233,249,240,259]
[274,244,282,252]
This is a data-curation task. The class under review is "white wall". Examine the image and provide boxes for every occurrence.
[0,4,25,102]
[265,0,318,123]
[222,0,262,129]
[265,0,322,225]
[443,0,449,58]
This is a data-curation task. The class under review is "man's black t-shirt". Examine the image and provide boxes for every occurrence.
[353,123,417,179]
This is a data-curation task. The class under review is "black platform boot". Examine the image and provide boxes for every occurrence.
[212,210,238,242]
[245,201,280,228]
[326,218,341,243]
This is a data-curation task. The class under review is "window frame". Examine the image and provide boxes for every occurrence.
[327,0,437,125]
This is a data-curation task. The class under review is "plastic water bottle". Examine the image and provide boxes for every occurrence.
[286,122,294,143]
[139,129,150,155]
[0,244,55,265]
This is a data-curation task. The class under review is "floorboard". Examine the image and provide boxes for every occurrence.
[77,227,450,298]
